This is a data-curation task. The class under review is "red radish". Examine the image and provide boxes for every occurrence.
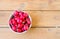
[23,24,29,31]
[19,12,23,16]
[24,26,28,31]
[12,26,16,31]
[15,16,20,20]
[26,18,31,25]
[20,15,25,20]
[11,19,17,25]
[14,10,19,16]
[21,27,25,31]
[18,24,23,29]
[19,11,24,15]
[27,20,31,25]
[15,17,23,24]
[17,19,23,24]
[17,29,22,32]
[23,13,28,18]
[22,20,26,24]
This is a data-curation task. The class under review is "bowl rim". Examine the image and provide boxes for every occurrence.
[8,10,32,34]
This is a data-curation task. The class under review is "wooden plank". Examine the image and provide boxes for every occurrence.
[42,11,60,26]
[56,28,60,39]
[0,0,60,10]
[0,11,60,27]
[0,0,48,10]
[0,28,57,39]
[49,0,60,10]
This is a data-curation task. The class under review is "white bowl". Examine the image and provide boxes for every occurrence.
[8,10,32,34]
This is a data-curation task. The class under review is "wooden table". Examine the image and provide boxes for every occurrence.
[0,0,60,39]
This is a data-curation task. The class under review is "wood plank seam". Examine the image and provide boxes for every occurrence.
[1,10,60,11]
[0,26,59,28]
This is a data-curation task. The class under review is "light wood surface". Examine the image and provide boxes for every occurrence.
[0,28,58,39]
[0,11,60,27]
[0,0,60,39]
[0,0,60,10]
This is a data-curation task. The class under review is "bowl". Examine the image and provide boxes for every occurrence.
[8,10,32,34]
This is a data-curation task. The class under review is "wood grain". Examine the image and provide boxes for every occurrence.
[0,11,60,27]
[0,0,60,39]
[0,28,58,39]
[0,0,60,10]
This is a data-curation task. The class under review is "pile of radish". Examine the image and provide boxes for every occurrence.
[9,10,31,33]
